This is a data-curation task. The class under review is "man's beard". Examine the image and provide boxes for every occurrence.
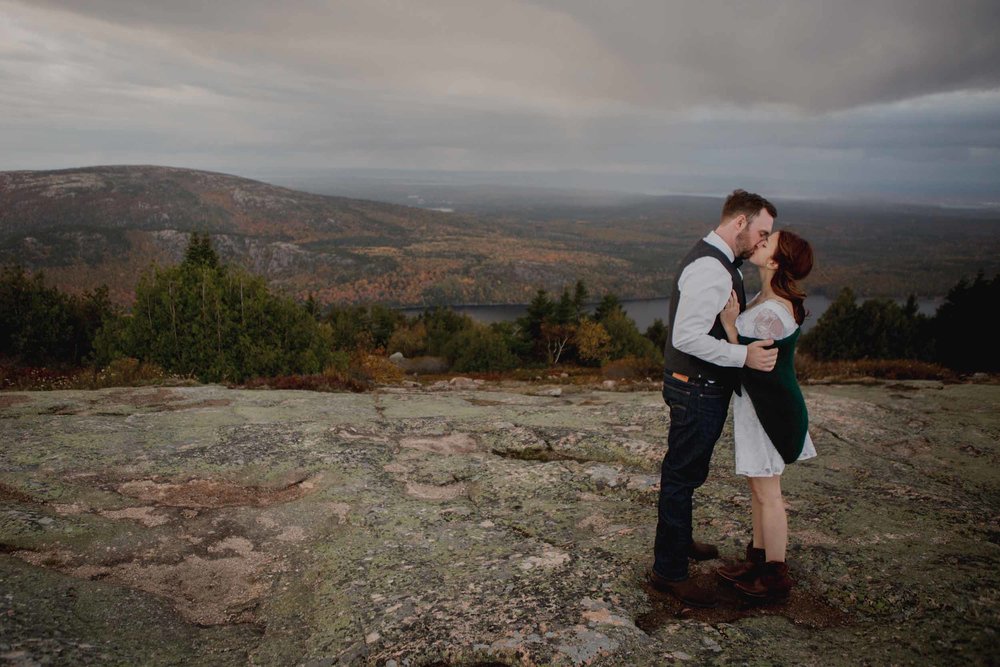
[735,228,755,259]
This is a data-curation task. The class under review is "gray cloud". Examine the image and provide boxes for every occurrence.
[540,0,1000,111]
[1,0,999,202]
[19,0,1000,112]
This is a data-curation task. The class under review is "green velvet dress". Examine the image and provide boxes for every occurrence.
[737,328,809,464]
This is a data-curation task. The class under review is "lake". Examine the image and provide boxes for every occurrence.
[400,295,944,334]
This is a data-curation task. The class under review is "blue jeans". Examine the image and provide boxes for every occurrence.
[653,374,732,581]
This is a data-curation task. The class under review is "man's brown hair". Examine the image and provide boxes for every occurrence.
[721,189,777,223]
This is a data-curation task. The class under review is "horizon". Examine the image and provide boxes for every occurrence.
[5,162,1000,211]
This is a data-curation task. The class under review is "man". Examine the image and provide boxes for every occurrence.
[648,189,778,608]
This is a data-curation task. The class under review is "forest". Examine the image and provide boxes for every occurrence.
[2,233,997,390]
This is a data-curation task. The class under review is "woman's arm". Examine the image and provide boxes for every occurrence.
[720,289,740,343]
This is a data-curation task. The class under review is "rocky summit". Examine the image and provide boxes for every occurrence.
[1,380,997,665]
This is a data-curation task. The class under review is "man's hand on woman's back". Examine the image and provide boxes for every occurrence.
[745,340,777,371]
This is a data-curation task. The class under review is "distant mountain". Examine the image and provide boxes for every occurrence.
[0,166,661,306]
[3,165,999,306]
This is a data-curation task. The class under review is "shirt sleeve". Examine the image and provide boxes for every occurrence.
[671,257,748,368]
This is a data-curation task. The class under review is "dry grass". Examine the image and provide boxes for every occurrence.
[601,356,662,381]
[794,354,957,382]
[0,358,174,391]
[240,350,404,393]
[352,350,405,385]
[3,354,983,393]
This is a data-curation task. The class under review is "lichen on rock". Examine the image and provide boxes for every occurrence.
[1,381,998,665]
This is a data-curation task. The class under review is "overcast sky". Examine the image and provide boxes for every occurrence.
[2,0,999,203]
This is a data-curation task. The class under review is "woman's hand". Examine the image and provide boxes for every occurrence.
[720,290,739,342]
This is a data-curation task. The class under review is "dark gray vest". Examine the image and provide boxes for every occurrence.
[662,240,746,388]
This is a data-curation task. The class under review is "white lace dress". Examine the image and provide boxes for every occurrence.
[733,299,817,477]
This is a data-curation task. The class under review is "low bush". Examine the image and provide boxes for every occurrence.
[0,364,80,391]
[241,372,366,393]
[601,355,661,381]
[396,356,450,374]
[352,351,405,385]
[794,354,955,382]
[89,357,169,388]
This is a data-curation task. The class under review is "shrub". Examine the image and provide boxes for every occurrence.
[325,303,404,351]
[932,272,1000,372]
[444,326,519,373]
[601,310,663,363]
[241,372,366,393]
[576,319,612,365]
[421,307,476,357]
[387,320,428,357]
[352,350,405,385]
[397,356,449,374]
[0,364,78,391]
[794,354,955,382]
[90,357,168,388]
[602,355,661,381]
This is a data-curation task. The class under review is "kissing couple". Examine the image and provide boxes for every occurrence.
[647,189,816,608]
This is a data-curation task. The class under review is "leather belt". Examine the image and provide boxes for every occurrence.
[666,370,718,386]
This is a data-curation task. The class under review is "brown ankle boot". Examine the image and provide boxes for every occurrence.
[688,540,720,561]
[646,570,719,608]
[716,542,765,585]
[735,561,794,601]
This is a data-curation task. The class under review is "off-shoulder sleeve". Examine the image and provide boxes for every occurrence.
[751,305,787,339]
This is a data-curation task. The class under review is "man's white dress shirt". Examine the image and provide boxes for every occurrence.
[670,231,748,368]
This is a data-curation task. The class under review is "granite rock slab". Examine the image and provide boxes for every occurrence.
[1,381,997,665]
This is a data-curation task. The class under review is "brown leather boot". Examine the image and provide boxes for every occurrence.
[646,569,719,608]
[687,540,720,561]
[716,541,765,585]
[735,561,794,601]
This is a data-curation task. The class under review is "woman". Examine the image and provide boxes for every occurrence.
[715,229,815,602]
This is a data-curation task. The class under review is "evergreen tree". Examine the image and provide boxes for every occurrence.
[326,305,372,350]
[490,321,531,361]
[183,232,219,269]
[368,304,405,349]
[594,293,623,323]
[644,318,669,353]
[519,290,554,341]
[305,293,320,319]
[801,287,934,362]
[572,280,589,320]
[554,287,577,325]
[933,272,1000,372]
[0,265,114,367]
[107,236,335,382]
[70,285,117,365]
[800,287,861,360]
[538,286,581,364]
[324,303,404,351]
[517,290,555,361]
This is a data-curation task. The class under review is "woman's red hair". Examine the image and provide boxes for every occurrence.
[770,230,813,325]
